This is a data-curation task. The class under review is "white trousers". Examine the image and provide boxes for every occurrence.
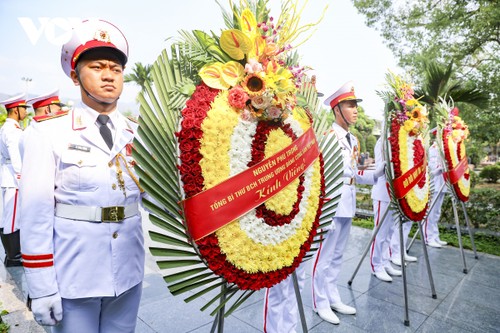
[52,282,142,333]
[311,217,351,311]
[370,201,397,273]
[424,191,445,244]
[1,187,19,233]
[390,221,413,259]
[263,264,306,333]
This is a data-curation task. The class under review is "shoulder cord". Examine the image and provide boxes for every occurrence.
[115,153,145,195]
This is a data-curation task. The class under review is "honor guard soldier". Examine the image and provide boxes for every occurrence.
[0,93,29,267]
[21,89,67,157]
[369,136,402,282]
[424,130,448,248]
[20,19,145,332]
[311,81,385,324]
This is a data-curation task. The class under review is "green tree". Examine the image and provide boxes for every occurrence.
[353,0,499,148]
[352,105,375,154]
[0,106,6,127]
[124,62,153,92]
[414,59,490,126]
[366,134,377,157]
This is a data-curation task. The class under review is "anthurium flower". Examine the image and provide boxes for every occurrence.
[199,63,230,90]
[248,37,266,60]
[220,29,253,60]
[239,8,258,37]
[221,61,245,86]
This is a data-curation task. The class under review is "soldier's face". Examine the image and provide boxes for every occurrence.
[17,106,28,121]
[336,100,358,124]
[73,52,124,104]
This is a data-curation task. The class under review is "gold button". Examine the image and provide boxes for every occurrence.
[112,232,118,239]
[112,183,117,190]
[108,161,113,167]
[78,160,83,165]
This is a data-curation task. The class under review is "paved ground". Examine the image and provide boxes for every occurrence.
[2,212,500,332]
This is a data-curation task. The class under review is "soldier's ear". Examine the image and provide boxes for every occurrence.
[70,70,80,86]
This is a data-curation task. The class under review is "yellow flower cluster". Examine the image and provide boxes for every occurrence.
[398,127,429,213]
[446,135,470,197]
[217,159,321,273]
[199,95,322,273]
[264,129,299,214]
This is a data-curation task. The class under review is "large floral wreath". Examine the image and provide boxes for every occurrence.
[177,83,324,290]
[438,105,471,202]
[381,72,430,221]
[133,0,342,315]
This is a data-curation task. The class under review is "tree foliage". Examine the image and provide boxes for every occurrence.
[352,0,499,157]
[124,62,153,91]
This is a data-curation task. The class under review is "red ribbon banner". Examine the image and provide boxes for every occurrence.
[392,158,427,199]
[182,126,320,241]
[448,157,468,184]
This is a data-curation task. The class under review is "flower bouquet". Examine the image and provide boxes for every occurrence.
[379,72,430,221]
[435,101,471,202]
[132,0,343,315]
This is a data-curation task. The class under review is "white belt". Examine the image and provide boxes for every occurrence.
[55,203,139,223]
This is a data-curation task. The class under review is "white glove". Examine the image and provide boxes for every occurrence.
[374,161,386,179]
[31,292,63,326]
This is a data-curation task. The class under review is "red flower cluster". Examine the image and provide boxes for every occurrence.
[388,118,428,221]
[176,83,220,197]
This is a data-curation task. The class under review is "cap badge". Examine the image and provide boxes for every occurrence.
[94,29,111,43]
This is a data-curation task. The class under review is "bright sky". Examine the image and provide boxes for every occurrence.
[0,0,400,120]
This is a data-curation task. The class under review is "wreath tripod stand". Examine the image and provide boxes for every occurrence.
[407,181,478,274]
[347,204,437,326]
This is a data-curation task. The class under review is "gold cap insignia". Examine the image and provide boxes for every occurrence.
[94,29,111,43]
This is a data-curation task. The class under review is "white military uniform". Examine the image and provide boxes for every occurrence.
[424,142,447,244]
[369,138,398,274]
[263,264,306,333]
[390,221,413,261]
[311,122,377,312]
[0,118,23,233]
[20,103,144,329]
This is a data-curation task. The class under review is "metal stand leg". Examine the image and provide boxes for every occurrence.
[460,201,478,259]
[292,271,308,333]
[210,284,226,333]
[348,205,390,285]
[417,219,437,298]
[399,217,410,326]
[451,197,468,274]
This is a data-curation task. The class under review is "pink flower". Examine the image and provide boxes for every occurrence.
[244,59,263,74]
[228,86,249,109]
[267,106,282,119]
[251,94,272,110]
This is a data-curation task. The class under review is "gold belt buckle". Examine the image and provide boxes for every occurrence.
[101,206,125,222]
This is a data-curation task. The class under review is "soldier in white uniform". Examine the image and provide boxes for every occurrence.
[20,19,145,332]
[21,90,66,157]
[0,93,29,267]
[311,81,384,325]
[389,222,418,266]
[263,264,306,333]
[369,137,402,282]
[424,140,448,248]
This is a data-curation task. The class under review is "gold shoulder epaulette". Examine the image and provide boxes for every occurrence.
[33,110,69,122]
